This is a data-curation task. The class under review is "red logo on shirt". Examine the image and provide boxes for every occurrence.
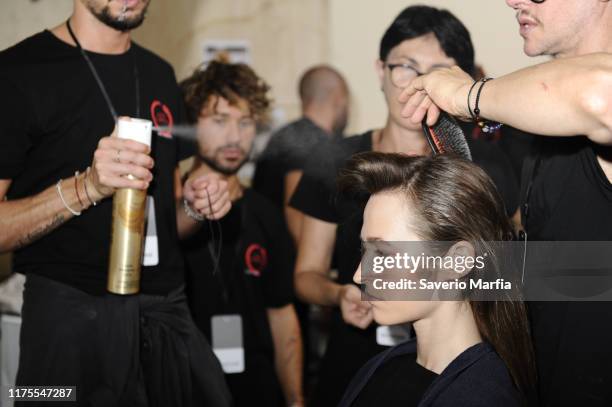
[245,243,268,277]
[150,100,174,139]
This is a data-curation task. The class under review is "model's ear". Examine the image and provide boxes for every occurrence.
[442,240,476,279]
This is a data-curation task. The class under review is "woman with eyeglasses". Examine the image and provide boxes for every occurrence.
[290,5,519,406]
[337,152,536,407]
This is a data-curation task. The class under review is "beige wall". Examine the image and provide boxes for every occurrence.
[133,0,329,121]
[329,0,548,134]
[0,0,73,48]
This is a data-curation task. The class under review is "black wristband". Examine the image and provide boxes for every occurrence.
[474,77,492,119]
[467,80,480,121]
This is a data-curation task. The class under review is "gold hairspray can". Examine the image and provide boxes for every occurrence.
[107,117,152,294]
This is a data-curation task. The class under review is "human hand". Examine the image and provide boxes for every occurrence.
[183,173,231,220]
[339,284,373,329]
[398,66,474,126]
[89,124,154,201]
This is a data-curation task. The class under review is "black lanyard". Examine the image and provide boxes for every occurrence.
[66,19,141,121]
[206,202,246,306]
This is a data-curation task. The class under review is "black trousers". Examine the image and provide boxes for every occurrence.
[16,274,232,407]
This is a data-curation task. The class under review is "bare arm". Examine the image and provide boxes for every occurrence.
[294,214,340,306]
[283,170,304,245]
[267,304,304,407]
[0,178,74,252]
[295,213,373,329]
[400,53,612,145]
[0,132,153,253]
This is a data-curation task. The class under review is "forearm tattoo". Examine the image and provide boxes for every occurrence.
[15,213,66,250]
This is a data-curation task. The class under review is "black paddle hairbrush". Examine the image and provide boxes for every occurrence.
[421,111,472,161]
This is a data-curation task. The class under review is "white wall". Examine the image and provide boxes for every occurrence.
[329,0,548,133]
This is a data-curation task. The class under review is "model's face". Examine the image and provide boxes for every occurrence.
[354,191,438,326]
[82,0,151,31]
[506,0,601,57]
[197,96,256,175]
[376,33,456,131]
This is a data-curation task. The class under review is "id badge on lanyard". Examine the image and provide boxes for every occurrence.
[142,196,159,266]
[211,314,245,373]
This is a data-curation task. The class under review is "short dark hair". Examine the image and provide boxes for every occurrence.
[180,60,271,125]
[379,5,475,76]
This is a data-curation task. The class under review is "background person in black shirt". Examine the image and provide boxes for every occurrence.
[253,65,349,244]
[290,6,518,406]
[180,60,304,407]
[0,1,232,405]
[398,1,612,405]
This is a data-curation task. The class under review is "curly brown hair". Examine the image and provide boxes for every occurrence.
[180,60,271,125]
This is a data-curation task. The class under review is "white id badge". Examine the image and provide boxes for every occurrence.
[142,196,159,266]
[211,314,245,374]
[376,323,413,347]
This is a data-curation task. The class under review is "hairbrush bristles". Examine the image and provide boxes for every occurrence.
[422,112,472,161]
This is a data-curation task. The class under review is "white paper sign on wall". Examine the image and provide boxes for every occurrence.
[203,40,251,65]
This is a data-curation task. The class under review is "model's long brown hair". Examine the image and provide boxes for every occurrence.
[338,152,536,398]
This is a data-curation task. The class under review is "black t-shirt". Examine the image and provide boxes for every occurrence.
[352,353,438,407]
[519,137,612,407]
[468,124,537,183]
[460,123,520,216]
[520,137,612,240]
[182,188,294,405]
[0,31,190,295]
[253,117,334,208]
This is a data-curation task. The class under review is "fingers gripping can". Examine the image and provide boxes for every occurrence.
[107,117,152,294]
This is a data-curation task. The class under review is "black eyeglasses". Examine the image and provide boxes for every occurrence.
[386,63,424,88]
[531,0,545,3]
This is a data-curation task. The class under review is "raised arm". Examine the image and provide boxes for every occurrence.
[400,53,612,145]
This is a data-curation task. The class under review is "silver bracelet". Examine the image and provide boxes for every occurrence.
[56,178,81,216]
[183,198,204,221]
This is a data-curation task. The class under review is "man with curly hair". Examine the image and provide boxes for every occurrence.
[180,60,304,407]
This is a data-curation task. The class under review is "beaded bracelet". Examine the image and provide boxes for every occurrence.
[468,78,503,134]
[183,198,204,221]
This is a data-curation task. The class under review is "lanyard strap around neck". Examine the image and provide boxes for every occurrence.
[66,18,141,121]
